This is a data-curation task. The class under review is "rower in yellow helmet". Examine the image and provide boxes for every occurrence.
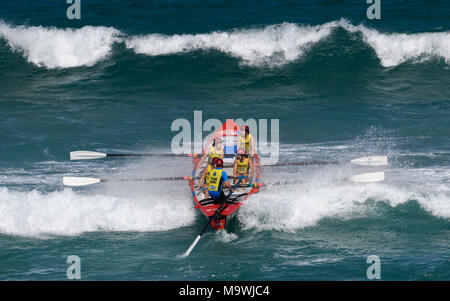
[237,126,255,160]
[233,148,254,185]
[196,158,233,200]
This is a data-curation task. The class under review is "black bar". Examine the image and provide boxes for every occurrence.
[1,281,447,299]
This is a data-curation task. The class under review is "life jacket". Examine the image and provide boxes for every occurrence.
[240,134,252,152]
[204,164,212,185]
[236,157,249,174]
[208,146,223,163]
[207,168,223,191]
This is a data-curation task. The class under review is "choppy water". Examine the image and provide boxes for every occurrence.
[0,0,449,280]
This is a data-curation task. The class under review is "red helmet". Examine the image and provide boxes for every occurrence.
[215,158,224,168]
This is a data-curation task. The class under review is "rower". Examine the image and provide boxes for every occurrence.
[238,126,255,160]
[198,137,224,173]
[233,148,253,185]
[196,157,218,197]
[203,158,233,201]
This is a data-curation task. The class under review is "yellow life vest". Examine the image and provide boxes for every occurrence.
[208,146,223,163]
[236,157,249,174]
[207,168,223,191]
[240,134,252,152]
[204,164,212,185]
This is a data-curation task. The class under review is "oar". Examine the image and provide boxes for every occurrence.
[259,156,388,167]
[70,150,192,160]
[348,171,385,183]
[241,172,385,188]
[70,151,387,167]
[182,177,243,257]
[63,175,247,187]
[226,172,385,190]
[219,156,388,168]
[63,176,196,187]
[70,150,236,160]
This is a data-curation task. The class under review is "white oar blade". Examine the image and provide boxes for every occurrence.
[351,156,388,166]
[182,235,202,258]
[70,151,107,160]
[63,177,101,187]
[349,172,385,183]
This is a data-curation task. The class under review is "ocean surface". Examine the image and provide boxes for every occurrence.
[0,0,449,280]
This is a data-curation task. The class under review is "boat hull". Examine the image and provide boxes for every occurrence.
[189,119,262,230]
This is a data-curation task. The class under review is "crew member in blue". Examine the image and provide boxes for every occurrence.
[205,158,233,201]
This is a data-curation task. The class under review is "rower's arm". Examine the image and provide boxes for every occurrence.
[233,160,237,175]
[196,168,208,189]
[249,159,254,177]
[198,150,209,169]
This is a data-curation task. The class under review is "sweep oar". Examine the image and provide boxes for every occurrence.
[182,177,243,257]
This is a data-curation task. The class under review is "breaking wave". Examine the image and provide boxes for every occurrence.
[0,187,195,237]
[125,21,337,66]
[1,19,450,69]
[342,21,450,67]
[238,166,450,232]
[0,22,121,68]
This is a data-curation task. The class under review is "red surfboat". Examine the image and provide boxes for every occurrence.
[188,119,262,230]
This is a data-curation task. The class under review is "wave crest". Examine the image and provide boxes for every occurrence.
[1,19,450,68]
[0,187,195,237]
[0,22,121,68]
[126,21,337,66]
[342,21,450,67]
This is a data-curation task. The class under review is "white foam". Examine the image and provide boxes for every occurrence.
[1,19,449,68]
[125,19,450,67]
[238,170,450,232]
[0,187,195,237]
[0,22,121,68]
[342,21,450,67]
[126,21,338,66]
[215,230,238,243]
